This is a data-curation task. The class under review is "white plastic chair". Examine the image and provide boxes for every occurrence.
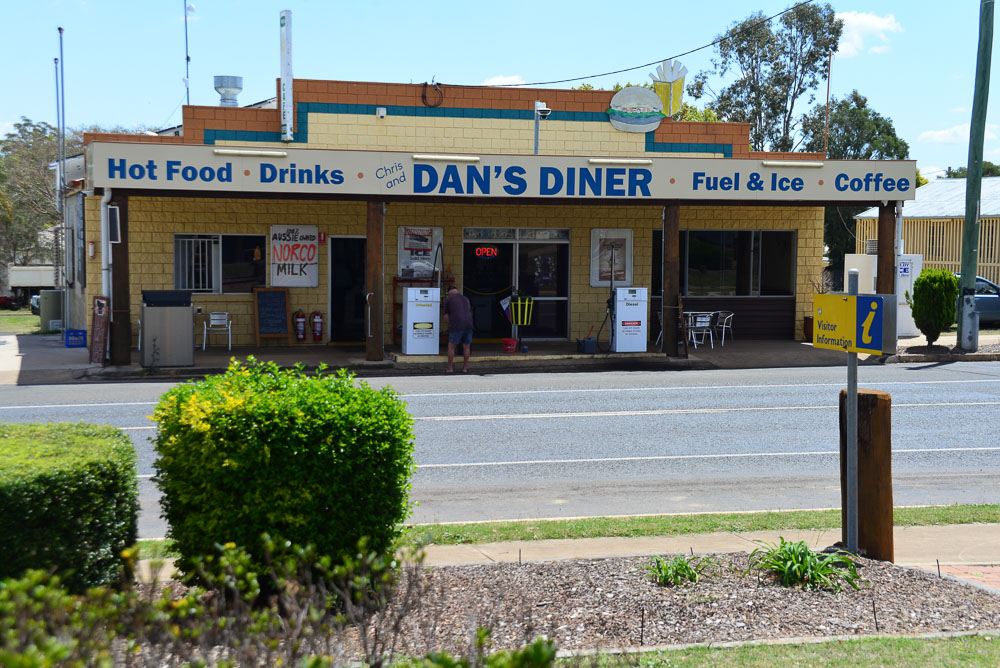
[714,311,734,346]
[687,312,714,349]
[203,311,232,350]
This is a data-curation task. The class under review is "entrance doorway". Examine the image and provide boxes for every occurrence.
[328,237,366,343]
[462,229,569,340]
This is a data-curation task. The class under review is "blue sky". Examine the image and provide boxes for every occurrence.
[3,0,996,180]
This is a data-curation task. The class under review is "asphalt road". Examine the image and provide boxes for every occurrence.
[1,362,998,538]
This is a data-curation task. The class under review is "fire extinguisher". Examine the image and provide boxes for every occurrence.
[310,311,323,342]
[294,309,306,342]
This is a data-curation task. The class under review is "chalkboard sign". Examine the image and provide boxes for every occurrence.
[252,287,292,346]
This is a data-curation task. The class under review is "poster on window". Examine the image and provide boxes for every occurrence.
[270,225,319,287]
[398,226,443,278]
[590,229,633,287]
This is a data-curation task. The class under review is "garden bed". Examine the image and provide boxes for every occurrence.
[391,553,1000,653]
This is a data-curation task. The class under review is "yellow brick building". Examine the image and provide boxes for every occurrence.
[75,79,915,365]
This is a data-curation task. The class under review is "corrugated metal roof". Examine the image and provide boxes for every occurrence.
[856,176,1000,219]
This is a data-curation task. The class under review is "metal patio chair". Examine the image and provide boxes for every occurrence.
[203,311,232,350]
[714,311,734,346]
[687,312,714,349]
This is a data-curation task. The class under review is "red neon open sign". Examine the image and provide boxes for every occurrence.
[475,246,498,257]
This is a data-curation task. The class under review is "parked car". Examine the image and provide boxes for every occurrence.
[0,295,17,311]
[956,275,1000,325]
[30,294,40,315]
[972,276,1000,325]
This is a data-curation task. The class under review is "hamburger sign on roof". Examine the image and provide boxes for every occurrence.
[608,86,665,133]
[607,60,688,133]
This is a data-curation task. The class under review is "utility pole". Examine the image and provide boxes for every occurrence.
[957,0,994,352]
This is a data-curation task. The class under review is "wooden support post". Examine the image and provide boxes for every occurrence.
[839,388,894,562]
[365,201,384,362]
[662,202,680,356]
[876,203,895,295]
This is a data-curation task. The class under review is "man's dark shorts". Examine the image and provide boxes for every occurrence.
[449,329,473,345]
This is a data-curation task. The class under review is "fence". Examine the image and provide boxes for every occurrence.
[855,216,1000,285]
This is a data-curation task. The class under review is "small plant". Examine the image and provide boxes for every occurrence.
[745,537,865,592]
[907,268,959,345]
[645,554,718,587]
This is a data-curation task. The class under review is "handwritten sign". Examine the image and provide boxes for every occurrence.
[270,225,319,287]
[253,287,292,346]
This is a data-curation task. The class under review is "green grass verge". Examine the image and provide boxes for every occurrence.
[597,633,1000,667]
[0,310,40,334]
[136,504,999,559]
[405,504,1000,546]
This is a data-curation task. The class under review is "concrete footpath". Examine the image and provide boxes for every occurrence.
[139,523,1000,592]
[423,523,1000,591]
[2,330,999,385]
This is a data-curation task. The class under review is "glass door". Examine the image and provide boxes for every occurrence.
[517,242,569,338]
[462,242,514,339]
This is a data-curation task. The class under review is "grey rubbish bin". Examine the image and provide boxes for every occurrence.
[141,290,194,367]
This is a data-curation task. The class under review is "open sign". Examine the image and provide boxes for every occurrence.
[476,246,498,257]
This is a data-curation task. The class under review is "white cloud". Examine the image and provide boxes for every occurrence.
[919,123,998,144]
[837,11,903,58]
[482,75,525,87]
[0,121,14,138]
[951,106,969,113]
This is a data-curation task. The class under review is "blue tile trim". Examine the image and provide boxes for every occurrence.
[644,132,733,157]
[202,102,734,157]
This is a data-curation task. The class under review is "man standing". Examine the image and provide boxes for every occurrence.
[443,286,473,373]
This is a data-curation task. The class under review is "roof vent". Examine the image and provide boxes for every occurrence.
[865,239,878,255]
[214,76,243,107]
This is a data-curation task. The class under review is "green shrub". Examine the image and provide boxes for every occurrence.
[0,423,138,592]
[909,268,959,345]
[645,554,719,587]
[745,537,865,592]
[153,359,415,581]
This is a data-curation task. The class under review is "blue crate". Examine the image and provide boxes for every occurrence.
[65,329,87,348]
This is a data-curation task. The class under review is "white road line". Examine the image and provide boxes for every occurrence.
[416,446,1000,469]
[3,377,999,408]
[402,378,1000,398]
[0,401,157,410]
[414,400,1000,421]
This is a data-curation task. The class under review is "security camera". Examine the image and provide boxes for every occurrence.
[537,108,551,120]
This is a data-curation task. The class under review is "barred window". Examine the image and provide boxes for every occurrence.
[174,234,266,293]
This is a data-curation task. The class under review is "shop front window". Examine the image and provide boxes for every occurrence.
[174,234,267,293]
[652,229,795,297]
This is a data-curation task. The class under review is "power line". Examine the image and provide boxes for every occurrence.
[479,0,819,88]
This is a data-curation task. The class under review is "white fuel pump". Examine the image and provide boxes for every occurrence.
[402,287,440,354]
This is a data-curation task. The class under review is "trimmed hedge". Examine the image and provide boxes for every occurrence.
[910,268,959,345]
[152,360,415,579]
[0,422,139,592]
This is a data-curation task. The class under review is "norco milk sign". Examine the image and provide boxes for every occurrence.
[88,143,917,202]
[270,225,318,287]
